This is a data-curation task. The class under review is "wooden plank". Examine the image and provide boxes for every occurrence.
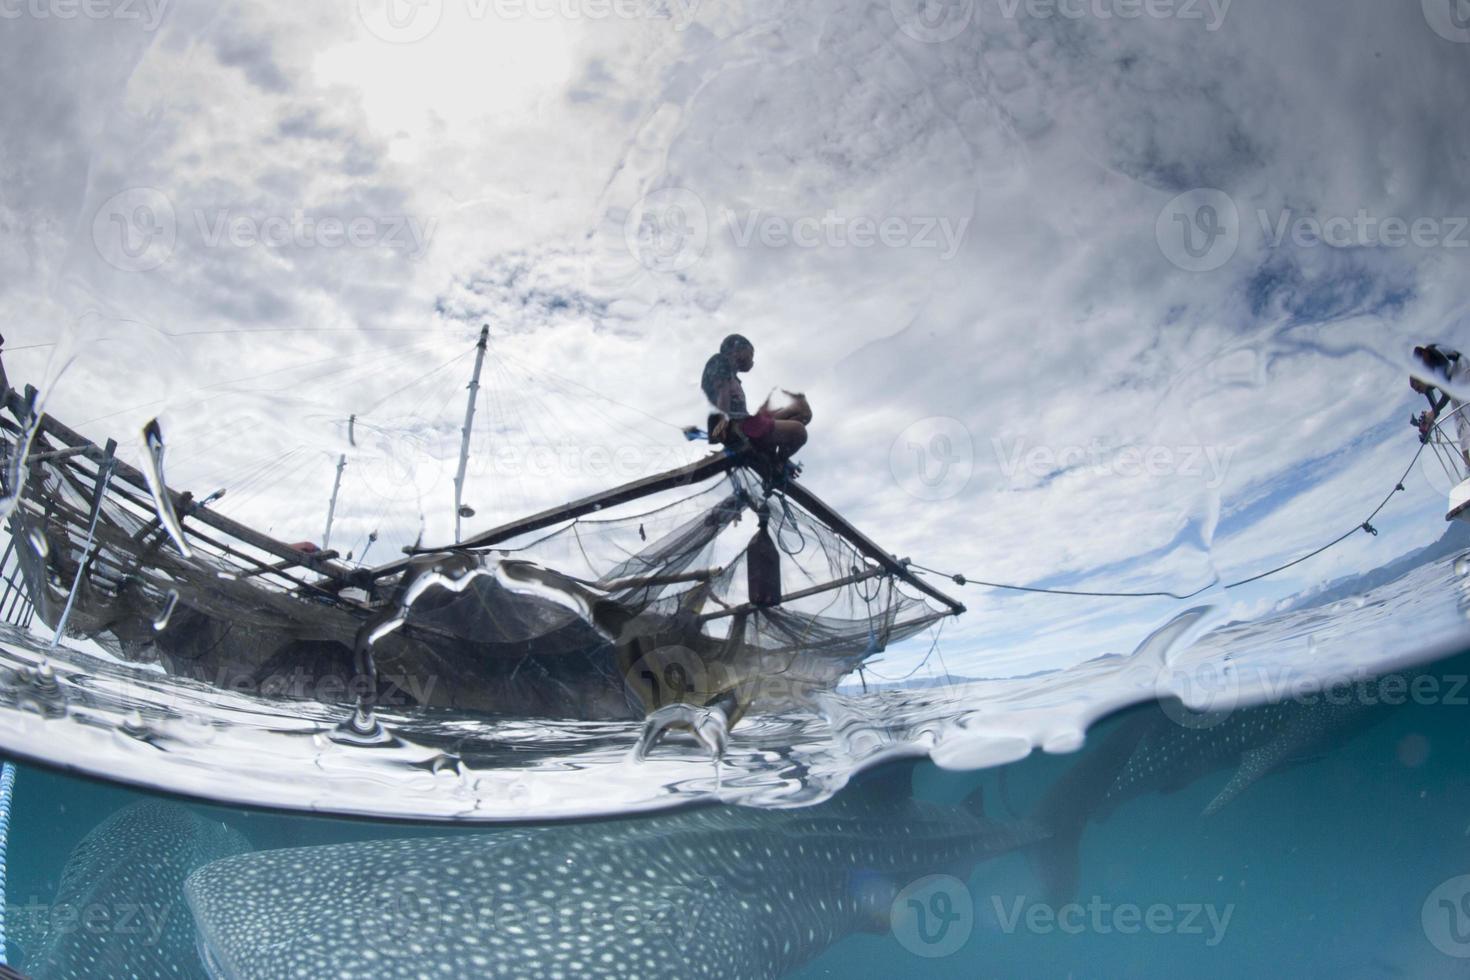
[15,404,355,582]
[24,446,94,465]
[239,549,341,579]
[599,567,721,592]
[31,437,356,599]
[696,566,886,622]
[778,478,967,617]
[367,451,741,581]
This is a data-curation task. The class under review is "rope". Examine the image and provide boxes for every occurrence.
[0,760,16,966]
[912,442,1428,601]
[497,349,686,432]
[357,347,474,417]
[772,493,807,557]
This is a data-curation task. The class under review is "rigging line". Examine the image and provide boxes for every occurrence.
[912,441,1430,602]
[509,361,586,449]
[252,456,335,535]
[217,449,310,511]
[514,364,671,448]
[231,337,449,398]
[497,349,685,432]
[162,326,461,338]
[862,618,946,683]
[1219,441,1427,590]
[780,568,858,671]
[405,358,465,424]
[216,444,306,497]
[908,562,1213,601]
[357,347,474,417]
[501,369,577,480]
[72,337,445,428]
[221,462,307,518]
[206,442,310,495]
[480,363,529,520]
[165,417,264,472]
[470,364,517,520]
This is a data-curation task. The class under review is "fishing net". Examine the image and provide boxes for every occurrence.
[2,409,952,725]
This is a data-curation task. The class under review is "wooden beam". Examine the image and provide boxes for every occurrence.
[9,401,355,582]
[367,451,741,581]
[697,566,886,622]
[239,549,341,579]
[25,446,96,465]
[600,566,722,592]
[777,478,967,617]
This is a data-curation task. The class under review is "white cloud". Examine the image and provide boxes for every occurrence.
[1,0,1466,675]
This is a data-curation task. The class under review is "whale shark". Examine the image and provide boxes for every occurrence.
[184,767,1043,979]
[16,800,249,980]
[1030,671,1413,900]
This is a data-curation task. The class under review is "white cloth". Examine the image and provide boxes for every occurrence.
[1441,356,1470,465]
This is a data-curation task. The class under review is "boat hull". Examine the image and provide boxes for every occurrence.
[1448,478,1470,523]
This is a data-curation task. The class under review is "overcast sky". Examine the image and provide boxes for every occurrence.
[2,0,1468,676]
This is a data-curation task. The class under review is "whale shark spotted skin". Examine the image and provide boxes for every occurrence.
[1031,674,1410,900]
[19,800,249,980]
[185,775,1042,979]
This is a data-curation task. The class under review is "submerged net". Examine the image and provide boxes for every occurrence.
[2,409,952,725]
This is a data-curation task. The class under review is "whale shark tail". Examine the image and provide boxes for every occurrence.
[1027,707,1156,903]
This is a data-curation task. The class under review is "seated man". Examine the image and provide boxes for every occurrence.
[700,334,809,461]
[1411,343,1470,468]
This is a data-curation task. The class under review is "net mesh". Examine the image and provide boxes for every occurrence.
[6,432,949,723]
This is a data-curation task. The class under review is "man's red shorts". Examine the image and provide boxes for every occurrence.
[738,412,776,442]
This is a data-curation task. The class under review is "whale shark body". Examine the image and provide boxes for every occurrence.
[19,800,248,980]
[1031,673,1410,899]
[184,770,1042,979]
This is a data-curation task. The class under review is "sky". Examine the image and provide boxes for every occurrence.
[2,0,1469,678]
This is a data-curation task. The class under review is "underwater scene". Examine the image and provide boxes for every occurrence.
[4,0,1470,976]
[4,610,1470,979]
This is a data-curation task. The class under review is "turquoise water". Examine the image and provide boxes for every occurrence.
[6,519,1470,979]
[5,640,1468,977]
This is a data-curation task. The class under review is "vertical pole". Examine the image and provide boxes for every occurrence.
[454,325,490,544]
[50,439,116,649]
[323,450,347,550]
[0,759,15,967]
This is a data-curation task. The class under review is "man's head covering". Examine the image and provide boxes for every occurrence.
[1415,344,1455,375]
[720,334,753,356]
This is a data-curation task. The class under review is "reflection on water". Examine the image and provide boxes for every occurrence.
[3,640,1469,978]
[0,547,1466,821]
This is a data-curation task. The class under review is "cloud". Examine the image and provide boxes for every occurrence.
[1,0,1466,677]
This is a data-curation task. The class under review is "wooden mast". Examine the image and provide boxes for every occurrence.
[322,453,346,550]
[453,325,490,544]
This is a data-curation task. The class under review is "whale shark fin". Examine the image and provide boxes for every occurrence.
[854,757,920,802]
[1204,741,1287,816]
[963,784,985,818]
[1027,707,1156,903]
